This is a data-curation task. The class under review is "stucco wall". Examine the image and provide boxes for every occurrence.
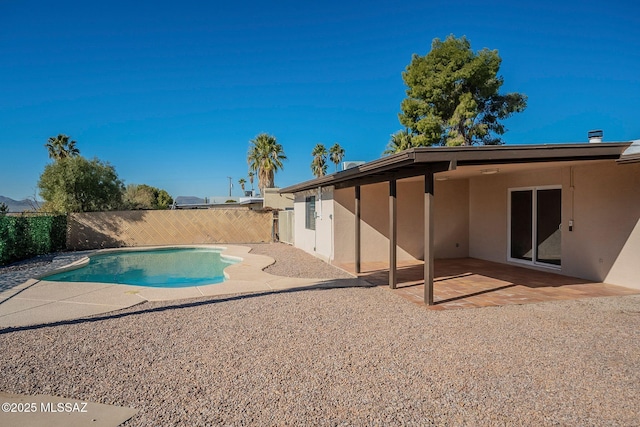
[332,188,356,263]
[333,181,420,264]
[331,178,469,265]
[469,167,566,263]
[468,161,640,289]
[434,179,470,259]
[569,162,640,288]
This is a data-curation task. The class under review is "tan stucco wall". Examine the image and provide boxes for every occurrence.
[569,162,640,288]
[331,178,469,265]
[434,179,470,259]
[468,161,640,289]
[333,181,420,264]
[332,188,356,263]
[469,167,566,263]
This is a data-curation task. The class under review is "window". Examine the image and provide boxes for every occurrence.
[509,186,562,268]
[305,196,316,230]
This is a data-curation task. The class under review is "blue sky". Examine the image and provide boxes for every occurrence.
[1,0,639,201]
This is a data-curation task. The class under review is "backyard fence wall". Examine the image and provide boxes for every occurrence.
[67,209,274,250]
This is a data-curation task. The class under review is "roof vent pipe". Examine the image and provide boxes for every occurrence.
[588,129,603,143]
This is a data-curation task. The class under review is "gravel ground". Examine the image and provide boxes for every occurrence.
[244,243,354,279]
[0,251,92,291]
[1,243,639,426]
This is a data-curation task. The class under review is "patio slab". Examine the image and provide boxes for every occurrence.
[337,258,640,310]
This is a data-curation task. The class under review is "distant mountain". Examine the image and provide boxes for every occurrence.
[174,196,205,205]
[0,196,41,212]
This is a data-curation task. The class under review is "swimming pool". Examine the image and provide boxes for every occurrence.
[43,248,239,288]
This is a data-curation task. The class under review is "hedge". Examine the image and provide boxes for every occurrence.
[0,214,67,266]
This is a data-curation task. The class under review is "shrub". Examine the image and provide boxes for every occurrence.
[0,214,67,265]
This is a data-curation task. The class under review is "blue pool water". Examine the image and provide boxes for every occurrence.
[43,248,238,288]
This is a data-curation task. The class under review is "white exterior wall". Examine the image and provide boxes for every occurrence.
[293,187,335,262]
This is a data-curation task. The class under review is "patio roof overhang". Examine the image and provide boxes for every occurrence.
[280,141,634,306]
[280,142,632,193]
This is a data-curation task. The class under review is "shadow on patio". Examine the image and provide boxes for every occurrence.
[336,258,639,310]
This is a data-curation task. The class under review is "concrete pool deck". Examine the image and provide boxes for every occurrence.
[0,245,339,328]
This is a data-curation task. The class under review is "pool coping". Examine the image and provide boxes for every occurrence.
[0,245,355,328]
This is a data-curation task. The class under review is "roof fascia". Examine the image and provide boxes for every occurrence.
[281,143,632,194]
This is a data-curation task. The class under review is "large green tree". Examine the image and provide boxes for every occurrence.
[123,184,173,210]
[383,129,414,155]
[38,156,124,213]
[399,35,527,147]
[311,143,328,178]
[247,133,287,195]
[156,189,173,209]
[45,134,80,160]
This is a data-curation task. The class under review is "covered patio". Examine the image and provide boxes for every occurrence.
[282,142,639,306]
[336,258,639,310]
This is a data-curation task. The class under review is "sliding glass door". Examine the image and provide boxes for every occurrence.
[510,190,533,262]
[509,187,561,268]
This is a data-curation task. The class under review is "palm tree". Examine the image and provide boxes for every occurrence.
[383,129,414,155]
[247,133,287,195]
[311,143,328,178]
[238,178,246,194]
[248,171,255,192]
[45,134,80,160]
[329,143,345,172]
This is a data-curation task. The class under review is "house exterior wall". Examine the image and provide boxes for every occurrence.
[263,188,294,210]
[292,160,638,290]
[333,181,420,264]
[469,167,565,263]
[468,161,640,289]
[568,162,639,288]
[332,187,357,263]
[434,179,470,259]
[331,178,469,265]
[293,187,334,262]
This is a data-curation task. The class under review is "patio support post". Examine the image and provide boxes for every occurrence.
[389,179,397,289]
[355,185,361,274]
[424,170,434,305]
